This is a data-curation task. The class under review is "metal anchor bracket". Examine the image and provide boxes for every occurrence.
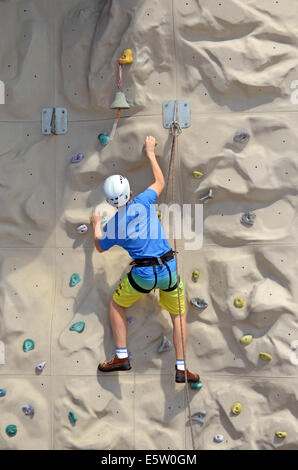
[162,100,190,134]
[42,107,68,135]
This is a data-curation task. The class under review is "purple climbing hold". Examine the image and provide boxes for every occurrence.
[70,153,84,164]
[22,404,34,416]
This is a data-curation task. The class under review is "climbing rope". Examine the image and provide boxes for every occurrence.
[117,61,123,88]
[164,121,196,451]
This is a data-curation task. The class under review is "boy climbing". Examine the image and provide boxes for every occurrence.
[91,136,199,384]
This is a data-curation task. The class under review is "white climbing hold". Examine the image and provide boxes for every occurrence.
[158,335,173,353]
[200,189,214,203]
[35,361,46,372]
[191,297,208,310]
[240,211,256,226]
[192,411,206,424]
[76,224,88,234]
[214,434,224,443]
[234,131,250,144]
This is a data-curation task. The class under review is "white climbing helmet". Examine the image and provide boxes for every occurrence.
[104,175,131,208]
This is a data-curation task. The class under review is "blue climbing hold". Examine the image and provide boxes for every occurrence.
[69,273,82,287]
[23,339,35,352]
[6,424,17,437]
[68,411,77,425]
[69,321,85,333]
[98,134,110,146]
[0,389,7,397]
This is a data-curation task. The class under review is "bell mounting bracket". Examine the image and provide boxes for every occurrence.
[42,107,68,135]
[162,100,190,134]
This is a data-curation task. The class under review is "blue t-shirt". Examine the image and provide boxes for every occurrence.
[99,188,176,289]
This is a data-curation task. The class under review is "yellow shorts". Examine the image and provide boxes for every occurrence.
[112,274,185,316]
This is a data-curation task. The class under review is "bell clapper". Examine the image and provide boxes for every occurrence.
[109,108,121,141]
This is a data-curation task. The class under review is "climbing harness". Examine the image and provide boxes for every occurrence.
[128,249,178,293]
[163,100,196,451]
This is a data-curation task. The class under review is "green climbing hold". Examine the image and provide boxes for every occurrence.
[6,424,17,437]
[69,273,82,287]
[234,297,244,308]
[23,339,35,352]
[259,352,272,361]
[240,334,253,345]
[190,381,203,390]
[192,170,204,179]
[68,411,77,425]
[276,431,287,439]
[98,134,110,146]
[231,402,242,415]
[69,321,85,333]
[192,270,200,282]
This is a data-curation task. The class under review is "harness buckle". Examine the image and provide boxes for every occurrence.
[156,257,163,267]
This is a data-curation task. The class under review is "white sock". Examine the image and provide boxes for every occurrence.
[116,348,128,359]
[176,359,185,371]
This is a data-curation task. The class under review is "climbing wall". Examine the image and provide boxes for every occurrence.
[0,0,298,450]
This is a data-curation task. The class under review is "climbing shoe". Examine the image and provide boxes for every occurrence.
[175,366,200,384]
[97,355,131,372]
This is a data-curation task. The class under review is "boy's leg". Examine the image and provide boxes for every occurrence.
[159,279,200,383]
[98,274,144,372]
[170,312,187,360]
[109,298,127,349]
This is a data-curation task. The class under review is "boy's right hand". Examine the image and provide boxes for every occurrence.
[145,136,156,156]
[90,212,102,226]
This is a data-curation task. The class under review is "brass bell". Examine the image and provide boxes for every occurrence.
[110,91,130,109]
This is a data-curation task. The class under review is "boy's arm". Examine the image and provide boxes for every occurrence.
[91,213,104,252]
[145,136,165,196]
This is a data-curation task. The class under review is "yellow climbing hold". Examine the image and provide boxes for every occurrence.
[259,352,272,361]
[240,334,253,345]
[156,211,162,222]
[234,297,244,308]
[231,402,242,415]
[118,49,133,64]
[192,170,204,179]
[192,270,200,282]
[275,431,287,439]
